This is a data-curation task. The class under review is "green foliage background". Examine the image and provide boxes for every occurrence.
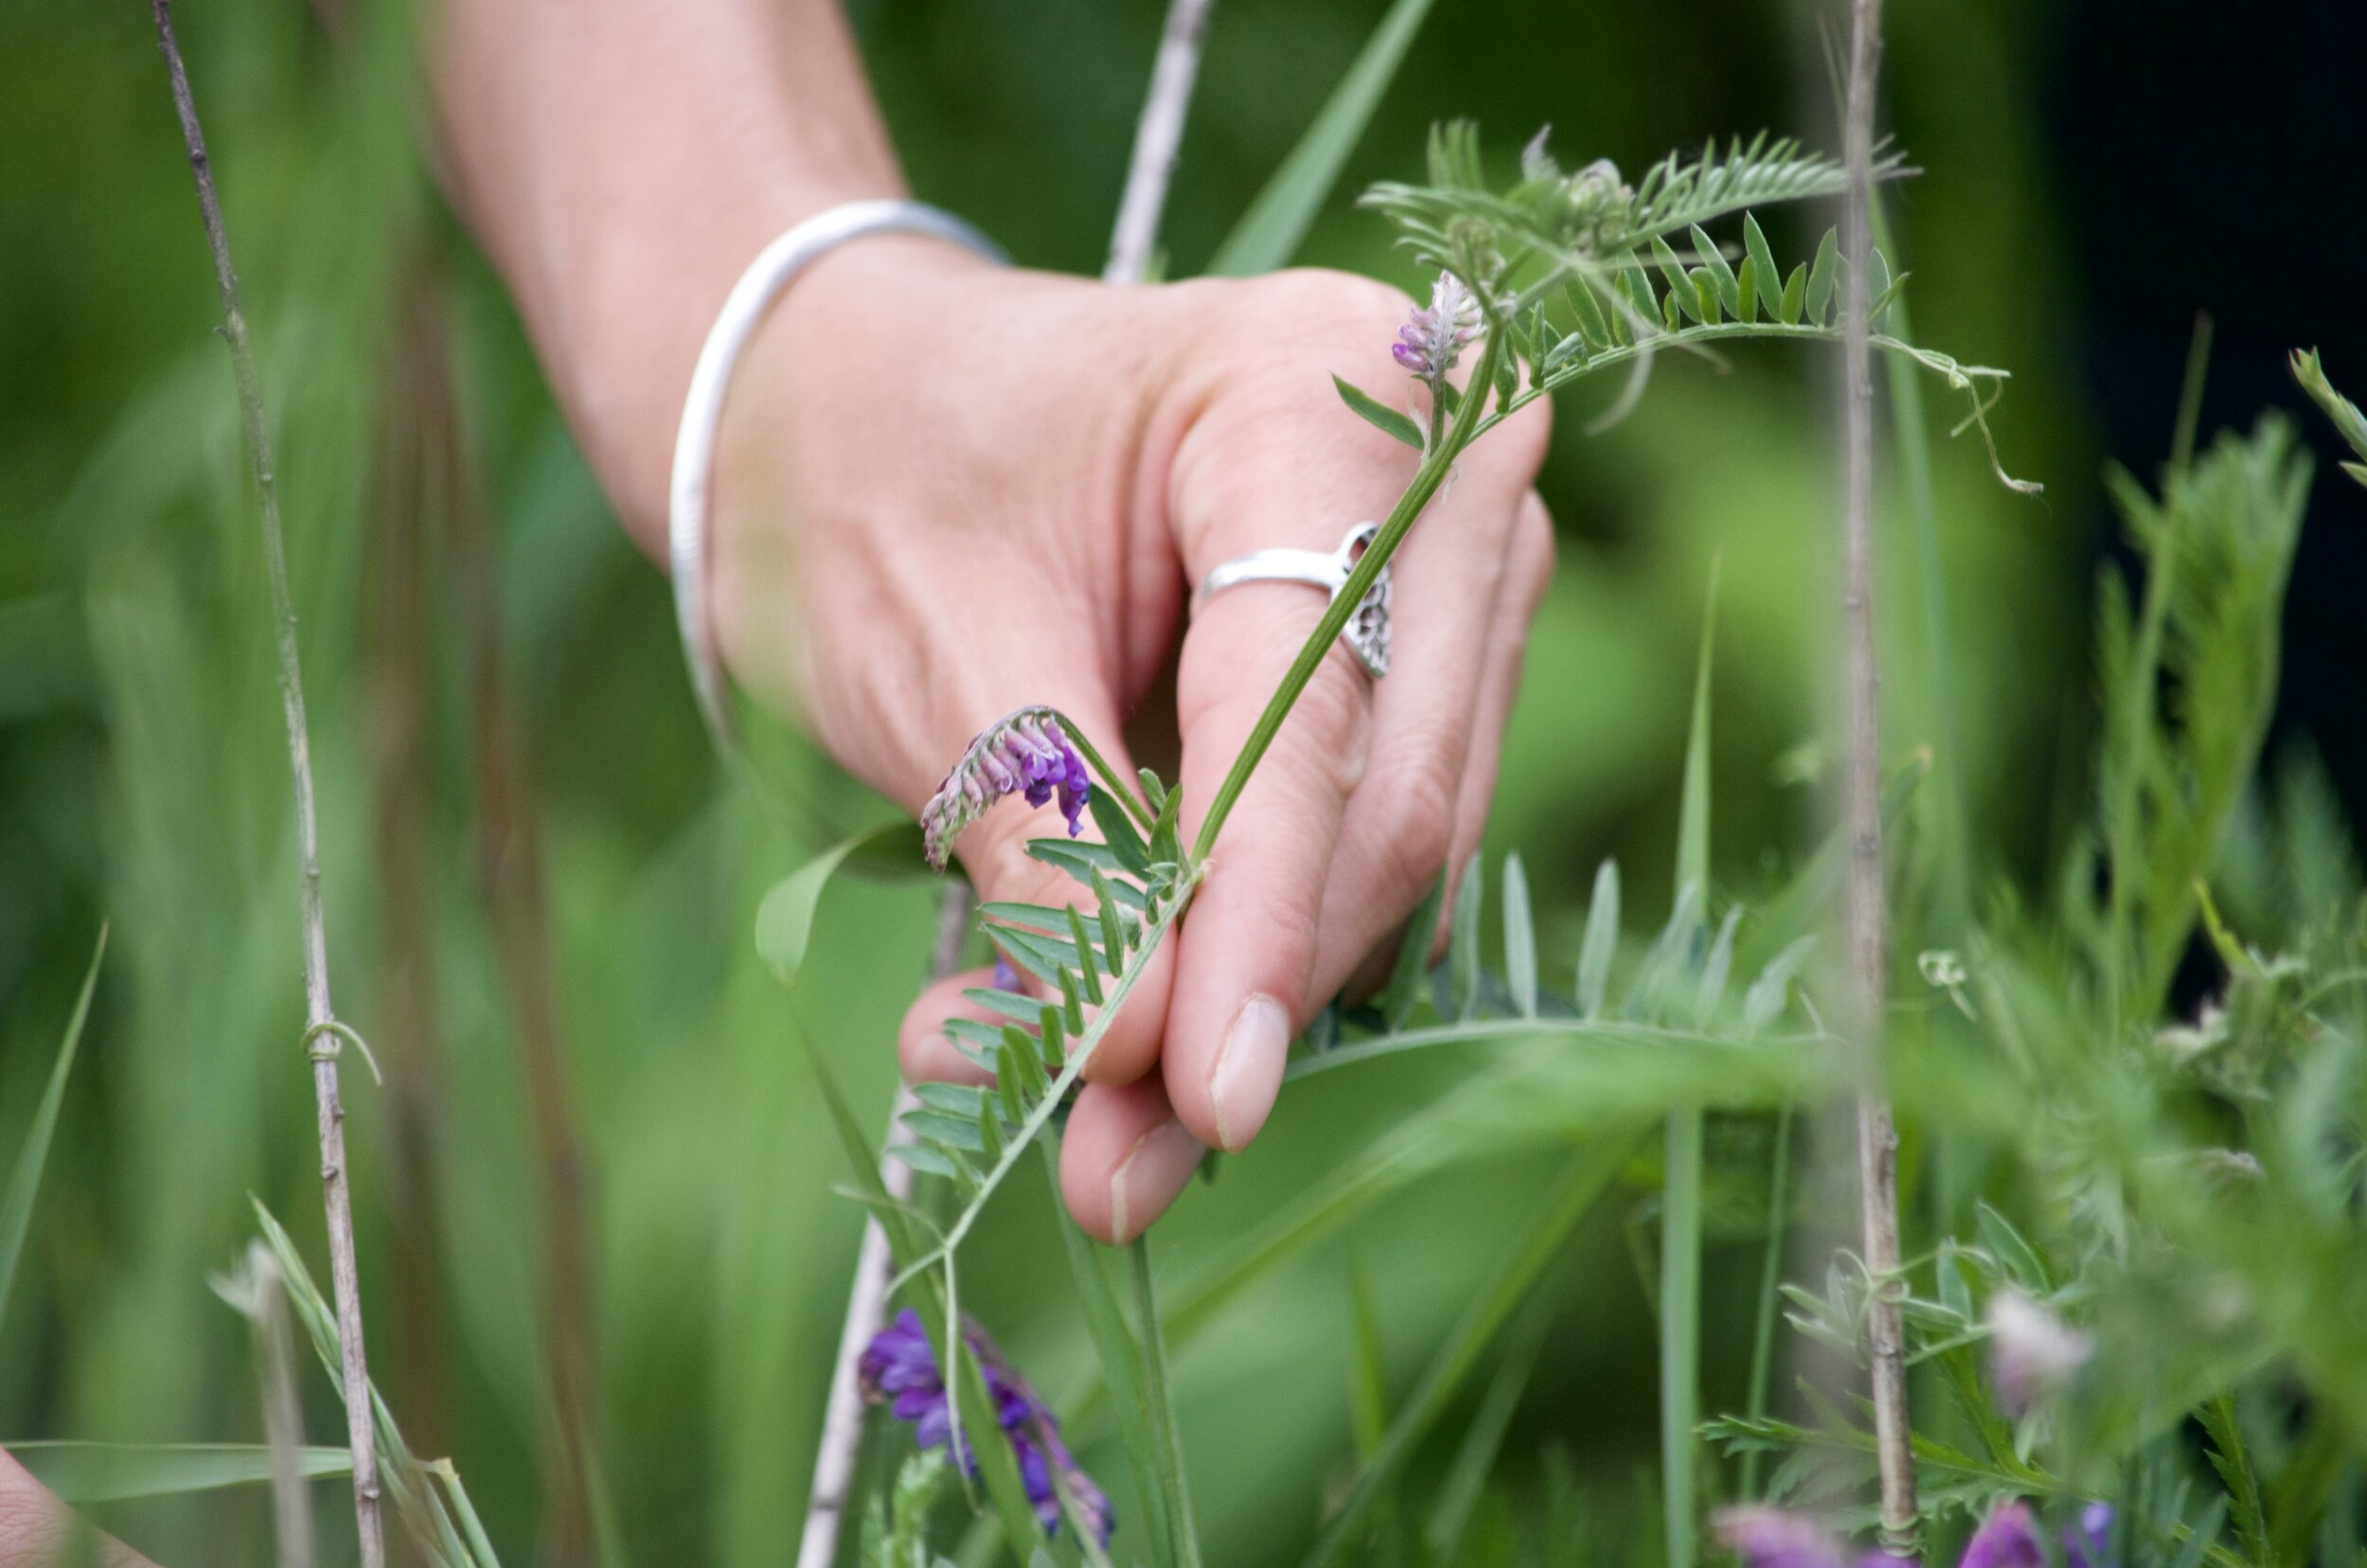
[0,0,2331,1563]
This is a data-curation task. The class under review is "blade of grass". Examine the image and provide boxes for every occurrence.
[9,1441,348,1504]
[1042,1137,1174,1568]
[1130,1243,1204,1568]
[1304,1136,1637,1565]
[0,926,104,1334]
[1422,1302,1547,1562]
[1738,1106,1795,1499]
[1663,570,1717,1568]
[1204,0,1439,276]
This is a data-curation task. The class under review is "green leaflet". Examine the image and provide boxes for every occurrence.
[10,1441,349,1504]
[756,822,928,987]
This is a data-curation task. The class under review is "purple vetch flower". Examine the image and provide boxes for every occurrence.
[1984,1289,2092,1417]
[1958,1503,2045,1568]
[918,706,1093,871]
[859,1309,1113,1544]
[2062,1503,2114,1568]
[1393,272,1482,384]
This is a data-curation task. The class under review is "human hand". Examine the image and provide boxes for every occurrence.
[710,238,1554,1242]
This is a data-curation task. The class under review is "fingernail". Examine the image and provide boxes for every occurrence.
[1209,993,1291,1153]
[1108,1118,1203,1245]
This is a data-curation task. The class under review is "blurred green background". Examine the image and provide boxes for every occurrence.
[1,0,2359,1562]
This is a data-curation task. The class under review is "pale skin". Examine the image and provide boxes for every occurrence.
[432,0,1557,1242]
[0,2,1556,1558]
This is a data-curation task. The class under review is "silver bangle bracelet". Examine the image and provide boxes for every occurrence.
[667,199,1007,759]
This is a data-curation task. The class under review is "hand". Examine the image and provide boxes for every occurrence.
[712,238,1554,1242]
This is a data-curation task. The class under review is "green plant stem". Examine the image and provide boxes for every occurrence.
[1191,328,1504,860]
[1130,1243,1203,1568]
[1044,1138,1174,1568]
[1661,1109,1703,1568]
[1739,1106,1794,1499]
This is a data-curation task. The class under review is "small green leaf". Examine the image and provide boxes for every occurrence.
[1576,861,1620,1018]
[1384,874,1450,1030]
[1491,337,1519,411]
[1090,792,1151,876]
[1004,1022,1048,1091]
[963,988,1042,1025]
[1740,936,1817,1034]
[1097,891,1129,974]
[978,901,1073,933]
[1742,214,1785,317]
[1778,262,1807,326]
[756,824,925,986]
[1692,270,1721,326]
[1689,223,1738,316]
[994,1047,1028,1124]
[1542,331,1589,375]
[913,1083,988,1116]
[887,1144,962,1180]
[1037,1006,1068,1073]
[1066,906,1105,1005]
[1564,277,1612,347]
[1449,853,1485,1021]
[1651,237,1703,324]
[1733,256,1758,324]
[1806,228,1839,322]
[988,928,1062,988]
[902,1111,987,1151]
[1864,247,1893,330]
[1869,268,1910,332]
[1148,783,1184,868]
[1973,1201,2053,1292]
[1334,374,1423,449]
[1503,854,1538,1019]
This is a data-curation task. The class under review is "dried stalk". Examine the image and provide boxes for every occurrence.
[1838,0,1916,1553]
[1104,0,1219,284]
[149,5,385,1563]
[796,885,970,1568]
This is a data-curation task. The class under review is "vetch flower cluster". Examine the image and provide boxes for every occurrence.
[859,1309,1113,1544]
[1393,271,1482,386]
[919,706,1092,871]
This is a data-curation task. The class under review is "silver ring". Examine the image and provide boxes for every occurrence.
[1193,524,1392,678]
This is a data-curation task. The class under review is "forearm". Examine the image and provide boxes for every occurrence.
[430,0,905,549]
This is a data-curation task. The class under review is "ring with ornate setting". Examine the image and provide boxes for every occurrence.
[1192,523,1391,678]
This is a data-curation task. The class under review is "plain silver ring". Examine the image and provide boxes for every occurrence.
[1193,523,1392,678]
